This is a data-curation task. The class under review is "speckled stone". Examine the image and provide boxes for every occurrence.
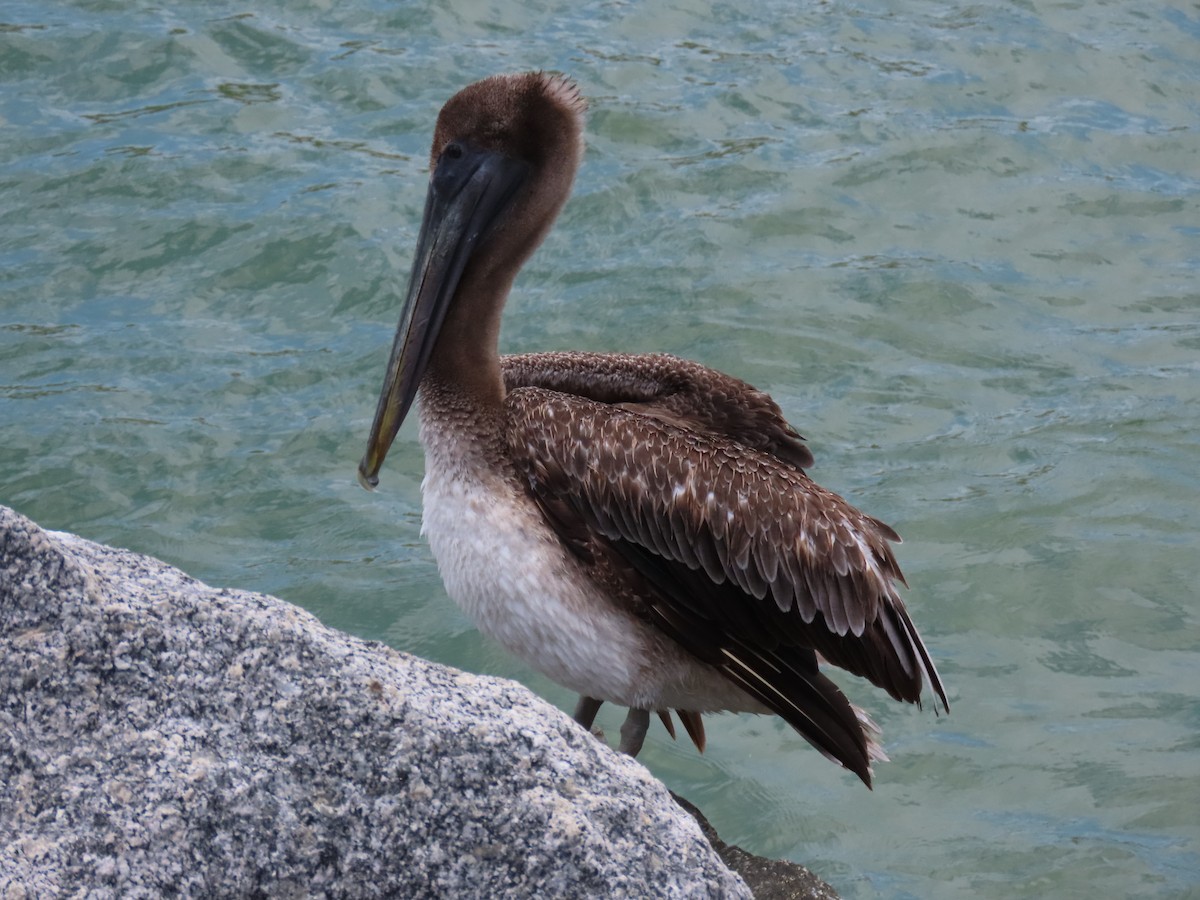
[0,504,750,899]
[672,796,839,900]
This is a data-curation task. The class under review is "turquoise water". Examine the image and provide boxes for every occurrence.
[3,1,1198,896]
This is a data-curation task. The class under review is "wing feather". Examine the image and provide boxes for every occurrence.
[501,351,815,470]
[506,386,949,717]
[613,536,877,780]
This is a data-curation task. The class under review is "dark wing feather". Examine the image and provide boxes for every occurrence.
[612,535,882,783]
[505,386,949,720]
[501,351,814,469]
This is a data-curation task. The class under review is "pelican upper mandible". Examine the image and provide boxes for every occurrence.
[359,71,948,787]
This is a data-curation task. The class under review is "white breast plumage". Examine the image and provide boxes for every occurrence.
[419,441,760,714]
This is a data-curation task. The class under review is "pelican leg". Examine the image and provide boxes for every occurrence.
[618,708,651,756]
[573,695,604,731]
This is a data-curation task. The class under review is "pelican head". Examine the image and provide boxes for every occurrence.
[359,72,587,488]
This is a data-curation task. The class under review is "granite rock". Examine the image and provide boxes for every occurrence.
[672,796,838,900]
[0,505,752,898]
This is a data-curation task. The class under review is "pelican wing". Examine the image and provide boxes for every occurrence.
[505,386,949,716]
[502,351,814,470]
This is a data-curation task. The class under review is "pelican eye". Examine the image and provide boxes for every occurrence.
[443,142,464,161]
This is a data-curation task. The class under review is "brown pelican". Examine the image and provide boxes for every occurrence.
[359,72,948,787]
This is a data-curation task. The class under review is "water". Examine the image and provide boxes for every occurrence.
[3,1,1198,896]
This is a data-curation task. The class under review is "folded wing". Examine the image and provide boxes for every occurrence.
[505,382,948,783]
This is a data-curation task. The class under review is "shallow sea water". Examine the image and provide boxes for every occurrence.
[2,1,1198,897]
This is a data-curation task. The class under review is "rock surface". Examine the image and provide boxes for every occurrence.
[1,504,838,898]
[673,796,839,900]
